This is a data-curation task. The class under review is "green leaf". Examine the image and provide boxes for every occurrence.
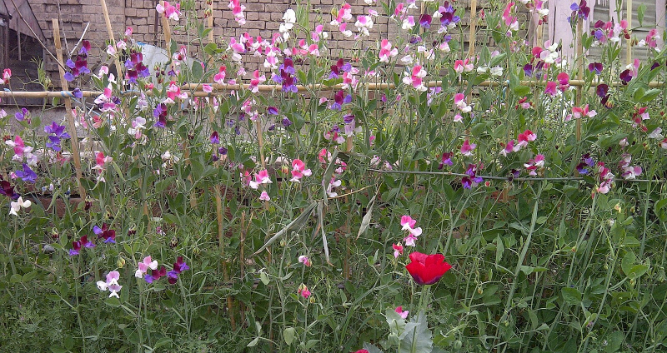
[49,348,69,353]
[260,272,269,286]
[357,195,376,239]
[605,331,624,352]
[562,287,582,305]
[399,311,433,353]
[640,88,660,103]
[637,4,647,26]
[627,264,649,279]
[283,327,296,345]
[247,337,260,347]
[495,235,504,264]
[363,343,384,353]
[153,337,173,349]
[513,85,530,97]
[621,251,636,277]
[655,199,667,222]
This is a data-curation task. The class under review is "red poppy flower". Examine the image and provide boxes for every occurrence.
[405,252,452,285]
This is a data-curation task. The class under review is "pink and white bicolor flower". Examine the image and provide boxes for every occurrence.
[249,170,272,189]
[290,159,312,182]
[135,256,158,278]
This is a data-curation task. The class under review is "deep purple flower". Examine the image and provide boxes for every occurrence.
[218,146,228,155]
[651,61,662,71]
[267,106,279,115]
[438,152,453,169]
[282,117,292,128]
[331,90,352,111]
[419,14,432,28]
[167,257,189,284]
[343,114,355,124]
[15,164,37,183]
[588,62,603,74]
[0,179,20,200]
[79,40,91,55]
[620,69,633,84]
[145,266,166,283]
[523,64,533,77]
[69,235,95,256]
[94,223,116,244]
[461,176,472,189]
[72,88,83,99]
[210,131,220,144]
[153,103,168,128]
[329,58,351,79]
[596,84,608,98]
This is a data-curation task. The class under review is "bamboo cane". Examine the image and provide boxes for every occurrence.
[468,0,477,58]
[0,79,664,100]
[100,0,124,83]
[575,20,584,141]
[626,0,633,66]
[52,19,87,201]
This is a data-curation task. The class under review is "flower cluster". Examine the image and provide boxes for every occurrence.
[400,215,422,247]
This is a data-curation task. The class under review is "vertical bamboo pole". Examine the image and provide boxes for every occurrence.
[575,20,583,141]
[160,1,172,47]
[468,0,477,58]
[100,0,124,83]
[53,19,87,201]
[626,0,633,65]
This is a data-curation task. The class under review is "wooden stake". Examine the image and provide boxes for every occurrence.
[100,0,124,82]
[468,0,477,58]
[52,19,86,201]
[575,20,583,141]
[160,1,172,47]
[626,0,633,65]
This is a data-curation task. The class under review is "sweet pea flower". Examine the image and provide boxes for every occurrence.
[403,65,427,91]
[460,140,476,156]
[9,197,31,216]
[94,223,116,244]
[69,235,95,256]
[97,271,122,298]
[393,243,404,258]
[135,256,159,278]
[259,191,270,201]
[249,170,272,189]
[379,39,398,63]
[298,255,312,267]
[0,68,11,84]
[395,306,409,319]
[298,284,311,299]
[290,159,312,182]
[167,256,189,284]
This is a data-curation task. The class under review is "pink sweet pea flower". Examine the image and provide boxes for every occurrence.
[395,306,409,319]
[249,170,272,189]
[290,159,312,182]
[460,140,476,156]
[156,1,181,21]
[557,72,569,91]
[400,215,417,230]
[544,81,557,96]
[403,65,427,91]
[298,255,312,267]
[379,39,398,63]
[259,191,270,201]
[97,271,122,298]
[135,256,159,278]
[393,243,404,258]
[0,68,11,84]
[298,284,311,299]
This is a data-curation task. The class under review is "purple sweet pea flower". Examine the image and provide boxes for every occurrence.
[15,164,37,183]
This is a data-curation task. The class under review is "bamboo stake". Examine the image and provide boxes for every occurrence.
[468,0,477,58]
[626,0,633,65]
[100,0,124,82]
[160,1,172,47]
[1,79,665,100]
[52,19,86,201]
[575,20,584,141]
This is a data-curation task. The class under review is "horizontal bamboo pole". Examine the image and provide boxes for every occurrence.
[0,79,663,99]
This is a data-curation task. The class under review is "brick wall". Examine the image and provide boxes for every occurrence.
[26,0,515,88]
